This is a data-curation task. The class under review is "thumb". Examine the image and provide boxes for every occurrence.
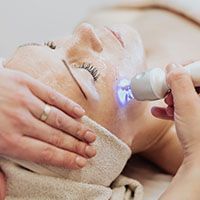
[166,64,199,115]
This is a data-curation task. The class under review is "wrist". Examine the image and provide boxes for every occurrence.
[160,162,200,200]
[175,153,200,192]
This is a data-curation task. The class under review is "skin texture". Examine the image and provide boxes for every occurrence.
[5,23,172,153]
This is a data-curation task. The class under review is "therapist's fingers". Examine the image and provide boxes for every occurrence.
[151,107,173,120]
[166,64,199,116]
[44,106,96,143]
[25,75,85,118]
[0,169,6,199]
[23,116,96,158]
[164,92,174,107]
[27,95,96,143]
[14,136,88,169]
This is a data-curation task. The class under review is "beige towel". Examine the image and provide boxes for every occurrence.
[0,116,143,200]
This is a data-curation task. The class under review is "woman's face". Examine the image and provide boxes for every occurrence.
[5,23,146,134]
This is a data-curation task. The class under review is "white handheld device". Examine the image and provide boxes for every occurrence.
[130,61,200,101]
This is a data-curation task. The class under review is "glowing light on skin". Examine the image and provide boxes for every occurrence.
[117,79,134,106]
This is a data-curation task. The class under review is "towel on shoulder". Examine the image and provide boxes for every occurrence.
[0,116,143,200]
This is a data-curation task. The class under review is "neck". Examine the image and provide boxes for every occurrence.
[114,101,172,153]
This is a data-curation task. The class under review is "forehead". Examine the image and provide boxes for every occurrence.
[6,46,74,90]
[6,46,62,77]
[5,45,89,105]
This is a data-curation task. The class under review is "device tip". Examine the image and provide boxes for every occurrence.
[117,79,134,106]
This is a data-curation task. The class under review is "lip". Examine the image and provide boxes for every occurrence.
[106,27,125,48]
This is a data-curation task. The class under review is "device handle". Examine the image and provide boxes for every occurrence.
[185,61,200,86]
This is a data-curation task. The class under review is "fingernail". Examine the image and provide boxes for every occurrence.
[73,106,85,117]
[85,146,96,158]
[84,131,96,143]
[76,156,87,168]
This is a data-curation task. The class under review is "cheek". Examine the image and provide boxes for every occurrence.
[41,74,88,108]
[87,68,120,128]
[100,64,119,107]
[118,59,146,81]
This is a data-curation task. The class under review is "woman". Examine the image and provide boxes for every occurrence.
[4,23,179,163]
[0,22,183,199]
[0,0,199,199]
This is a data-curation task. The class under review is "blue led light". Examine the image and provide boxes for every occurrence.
[117,79,134,106]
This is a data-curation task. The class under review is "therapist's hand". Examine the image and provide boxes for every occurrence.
[0,68,96,169]
[152,63,200,200]
[152,63,200,160]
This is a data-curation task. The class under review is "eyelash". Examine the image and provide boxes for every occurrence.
[19,41,57,49]
[18,42,41,48]
[79,63,100,81]
[44,41,56,49]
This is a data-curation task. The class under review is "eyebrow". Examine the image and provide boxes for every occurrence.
[62,60,87,99]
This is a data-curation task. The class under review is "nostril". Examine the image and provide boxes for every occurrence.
[75,23,103,53]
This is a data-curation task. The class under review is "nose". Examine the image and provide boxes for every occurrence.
[74,23,103,53]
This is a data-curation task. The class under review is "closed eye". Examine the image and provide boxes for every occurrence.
[18,41,56,50]
[62,60,87,99]
[78,63,100,81]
